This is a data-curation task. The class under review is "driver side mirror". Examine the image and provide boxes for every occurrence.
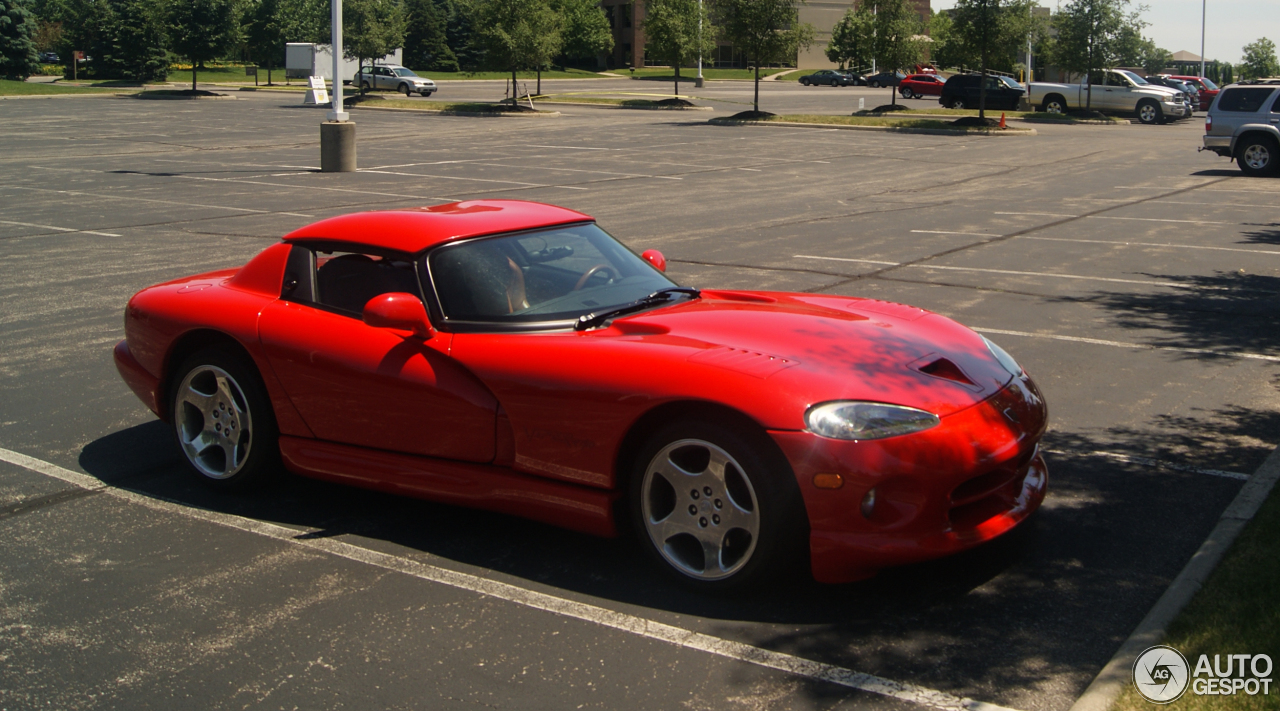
[363,293,433,339]
[641,249,667,273]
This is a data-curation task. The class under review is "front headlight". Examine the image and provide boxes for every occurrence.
[805,401,940,441]
[982,336,1023,376]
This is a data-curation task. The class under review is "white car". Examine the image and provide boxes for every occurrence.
[354,65,437,97]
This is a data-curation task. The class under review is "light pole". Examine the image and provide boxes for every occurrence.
[1199,0,1206,79]
[321,0,356,171]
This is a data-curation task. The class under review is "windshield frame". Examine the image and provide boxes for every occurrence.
[1117,70,1148,86]
[421,222,681,333]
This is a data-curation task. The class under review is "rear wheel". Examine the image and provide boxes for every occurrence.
[1136,99,1162,125]
[630,419,807,592]
[801,78,810,86]
[1237,137,1279,177]
[948,96,967,109]
[901,88,915,99]
[360,81,371,92]
[170,346,279,491]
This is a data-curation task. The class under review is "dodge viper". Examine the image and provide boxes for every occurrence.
[114,200,1048,590]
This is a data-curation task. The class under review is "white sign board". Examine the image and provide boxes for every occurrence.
[308,75,326,89]
[304,76,330,106]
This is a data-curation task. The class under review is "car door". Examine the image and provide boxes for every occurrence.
[258,245,498,463]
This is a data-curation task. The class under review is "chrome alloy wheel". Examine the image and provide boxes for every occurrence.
[641,439,760,581]
[175,365,253,479]
[1138,102,1159,124]
[1243,143,1272,171]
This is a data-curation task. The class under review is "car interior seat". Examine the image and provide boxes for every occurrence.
[317,254,421,314]
[433,243,529,319]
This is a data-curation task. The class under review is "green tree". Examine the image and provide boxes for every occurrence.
[714,0,814,113]
[927,9,964,71]
[825,4,872,71]
[951,0,1039,116]
[1050,0,1132,110]
[1239,37,1278,80]
[168,0,238,90]
[1,0,41,79]
[277,0,328,44]
[344,0,404,91]
[869,0,925,107]
[642,0,713,98]
[403,0,455,71]
[442,0,484,71]
[553,0,611,67]
[476,0,561,94]
[244,0,286,82]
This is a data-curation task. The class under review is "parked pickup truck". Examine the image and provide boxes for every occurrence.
[1027,69,1189,124]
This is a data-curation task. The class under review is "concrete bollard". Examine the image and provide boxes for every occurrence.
[320,121,356,172]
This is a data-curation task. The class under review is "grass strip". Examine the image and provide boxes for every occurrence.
[1112,483,1280,711]
[740,114,1029,132]
[0,80,124,96]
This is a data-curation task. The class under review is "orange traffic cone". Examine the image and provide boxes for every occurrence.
[999,113,1007,128]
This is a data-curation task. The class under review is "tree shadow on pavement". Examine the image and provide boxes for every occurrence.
[1240,225,1280,246]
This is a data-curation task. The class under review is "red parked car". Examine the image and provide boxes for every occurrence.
[1168,75,1220,110]
[114,200,1048,591]
[900,73,946,99]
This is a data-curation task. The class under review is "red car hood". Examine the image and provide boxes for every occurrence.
[616,291,1014,419]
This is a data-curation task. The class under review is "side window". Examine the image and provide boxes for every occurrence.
[312,249,422,315]
[1271,93,1280,113]
[1217,88,1274,112]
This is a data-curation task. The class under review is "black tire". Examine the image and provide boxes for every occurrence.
[628,418,808,593]
[948,96,967,110]
[360,81,371,92]
[169,346,280,491]
[800,78,809,86]
[1237,136,1279,177]
[400,83,412,97]
[1136,99,1162,125]
[1041,95,1067,114]
[869,80,879,88]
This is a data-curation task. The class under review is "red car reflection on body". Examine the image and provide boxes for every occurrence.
[900,74,946,99]
[114,200,1048,591]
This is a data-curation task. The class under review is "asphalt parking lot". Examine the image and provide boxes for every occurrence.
[1,84,1277,711]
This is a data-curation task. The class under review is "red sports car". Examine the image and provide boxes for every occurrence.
[899,74,946,99]
[114,200,1048,591]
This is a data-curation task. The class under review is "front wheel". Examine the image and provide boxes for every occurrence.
[630,419,807,592]
[170,346,279,491]
[1136,100,1162,125]
[1238,137,1278,177]
[400,83,412,97]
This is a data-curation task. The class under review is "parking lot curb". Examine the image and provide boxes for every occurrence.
[707,118,1037,136]
[1068,443,1280,711]
[0,92,134,100]
[352,105,561,118]
[531,100,713,111]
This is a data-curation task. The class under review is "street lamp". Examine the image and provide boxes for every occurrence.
[1199,0,1206,80]
[321,0,356,172]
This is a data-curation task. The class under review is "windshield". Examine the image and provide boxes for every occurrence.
[1199,77,1218,90]
[426,223,678,326]
[1118,70,1148,85]
[393,68,419,77]
[999,76,1022,89]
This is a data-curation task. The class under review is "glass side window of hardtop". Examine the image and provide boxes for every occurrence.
[280,244,423,316]
[425,223,677,327]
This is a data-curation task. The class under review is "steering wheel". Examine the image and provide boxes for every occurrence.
[573,264,621,291]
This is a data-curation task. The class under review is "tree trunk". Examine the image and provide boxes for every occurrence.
[512,67,518,103]
[537,67,541,95]
[890,78,896,106]
[191,64,196,92]
[674,64,680,99]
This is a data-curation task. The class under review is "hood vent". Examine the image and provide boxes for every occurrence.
[918,357,978,387]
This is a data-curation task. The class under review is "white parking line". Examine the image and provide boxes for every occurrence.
[1020,236,1280,256]
[911,230,998,237]
[973,327,1280,363]
[793,255,1210,289]
[3,186,313,219]
[0,219,120,237]
[0,446,1017,711]
[994,212,1230,225]
[1044,449,1248,481]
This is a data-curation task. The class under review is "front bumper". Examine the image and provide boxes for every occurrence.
[772,372,1048,584]
[1164,102,1190,117]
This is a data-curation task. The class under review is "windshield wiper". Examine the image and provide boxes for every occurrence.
[574,287,700,331]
